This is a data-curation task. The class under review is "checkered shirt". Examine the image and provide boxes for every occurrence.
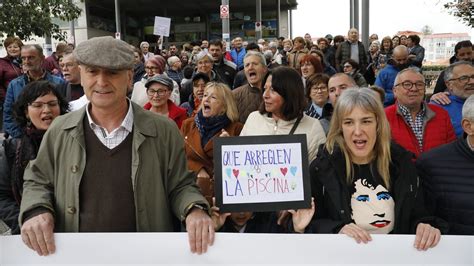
[86,101,134,149]
[398,103,426,152]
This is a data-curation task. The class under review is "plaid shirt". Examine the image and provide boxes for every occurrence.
[398,103,426,152]
[86,100,134,149]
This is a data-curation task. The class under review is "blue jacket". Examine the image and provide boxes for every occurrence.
[3,73,65,138]
[375,63,399,106]
[431,94,465,137]
[230,48,246,70]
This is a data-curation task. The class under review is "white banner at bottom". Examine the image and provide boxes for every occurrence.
[1,233,473,265]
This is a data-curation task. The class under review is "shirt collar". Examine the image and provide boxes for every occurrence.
[397,102,426,118]
[86,99,134,133]
[467,136,474,151]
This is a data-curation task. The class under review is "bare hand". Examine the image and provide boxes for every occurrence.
[414,223,441,251]
[288,197,315,233]
[21,212,55,256]
[339,223,372,244]
[277,210,290,226]
[430,92,451,105]
[219,129,230,137]
[211,197,230,231]
[185,208,215,254]
[197,168,210,179]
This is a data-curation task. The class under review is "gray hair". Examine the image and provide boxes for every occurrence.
[462,95,474,120]
[243,50,266,67]
[394,67,424,86]
[22,44,43,56]
[140,41,150,48]
[444,61,473,82]
[195,51,213,62]
[268,41,278,49]
[167,56,181,66]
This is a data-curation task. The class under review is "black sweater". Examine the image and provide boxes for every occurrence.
[416,137,474,235]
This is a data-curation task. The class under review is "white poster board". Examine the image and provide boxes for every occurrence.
[214,135,311,213]
[153,16,171,37]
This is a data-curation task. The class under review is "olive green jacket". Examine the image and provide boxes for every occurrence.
[19,102,208,232]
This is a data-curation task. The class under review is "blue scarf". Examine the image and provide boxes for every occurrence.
[194,110,230,148]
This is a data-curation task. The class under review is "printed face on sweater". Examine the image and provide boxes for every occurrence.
[351,178,395,234]
[342,107,377,164]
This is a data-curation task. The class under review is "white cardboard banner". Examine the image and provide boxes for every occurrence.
[1,233,473,265]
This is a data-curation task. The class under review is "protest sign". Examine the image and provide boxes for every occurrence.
[153,16,171,37]
[214,134,311,212]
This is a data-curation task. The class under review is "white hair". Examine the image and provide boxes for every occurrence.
[462,95,474,120]
[140,41,150,48]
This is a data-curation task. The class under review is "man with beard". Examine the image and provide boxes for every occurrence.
[375,45,410,106]
[431,62,474,136]
[3,44,65,138]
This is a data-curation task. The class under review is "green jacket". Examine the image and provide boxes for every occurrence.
[19,102,208,232]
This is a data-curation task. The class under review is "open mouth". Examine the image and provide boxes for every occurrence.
[370,220,390,228]
[203,104,211,112]
[353,140,367,149]
[248,71,257,79]
[41,115,54,123]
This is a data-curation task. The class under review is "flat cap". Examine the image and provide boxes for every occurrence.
[74,36,134,70]
[145,74,174,90]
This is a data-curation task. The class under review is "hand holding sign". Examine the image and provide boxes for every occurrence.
[288,197,316,233]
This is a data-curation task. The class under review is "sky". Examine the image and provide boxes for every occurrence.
[292,0,474,40]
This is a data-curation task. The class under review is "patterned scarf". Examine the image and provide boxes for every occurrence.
[194,110,230,148]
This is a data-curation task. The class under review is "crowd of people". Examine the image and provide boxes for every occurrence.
[0,26,473,256]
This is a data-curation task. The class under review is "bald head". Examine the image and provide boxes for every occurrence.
[392,45,409,66]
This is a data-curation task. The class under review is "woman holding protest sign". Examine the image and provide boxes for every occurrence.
[302,88,447,250]
[181,82,243,205]
[240,66,326,162]
[238,66,323,230]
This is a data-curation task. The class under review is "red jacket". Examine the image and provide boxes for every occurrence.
[0,56,22,101]
[144,99,188,129]
[385,103,456,158]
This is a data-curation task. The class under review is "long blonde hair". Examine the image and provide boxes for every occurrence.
[325,88,392,189]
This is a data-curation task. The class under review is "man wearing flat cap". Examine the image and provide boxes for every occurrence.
[19,36,214,256]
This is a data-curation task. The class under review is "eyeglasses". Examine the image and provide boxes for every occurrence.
[395,81,425,91]
[145,66,160,71]
[311,85,328,92]
[29,100,59,109]
[147,89,168,97]
[449,74,474,84]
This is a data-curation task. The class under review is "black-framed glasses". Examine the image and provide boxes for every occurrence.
[311,85,328,92]
[146,89,168,97]
[395,81,425,91]
[449,74,474,84]
[29,100,59,109]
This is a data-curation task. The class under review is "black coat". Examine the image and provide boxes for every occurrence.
[416,137,474,235]
[309,142,448,234]
[219,212,284,233]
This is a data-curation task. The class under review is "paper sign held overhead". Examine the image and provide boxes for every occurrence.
[154,16,171,37]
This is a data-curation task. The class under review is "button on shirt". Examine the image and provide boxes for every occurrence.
[398,103,426,152]
[86,101,134,149]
